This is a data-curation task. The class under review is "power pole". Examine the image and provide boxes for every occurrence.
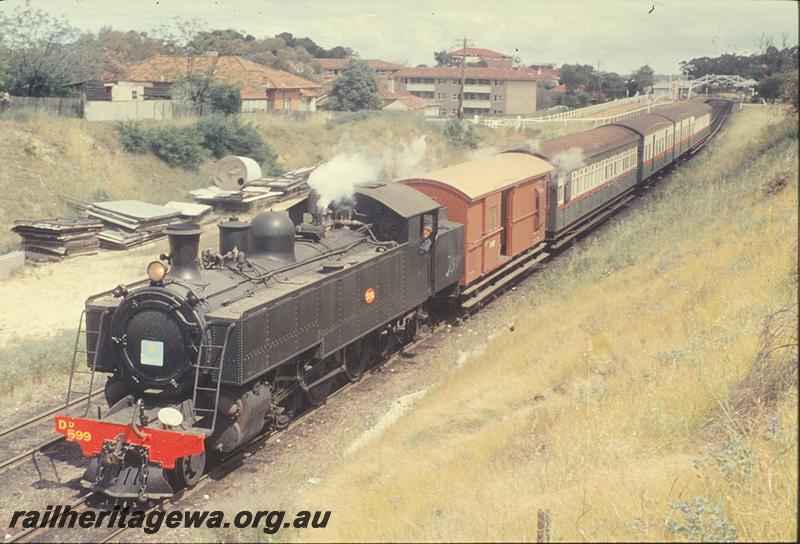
[457,37,467,120]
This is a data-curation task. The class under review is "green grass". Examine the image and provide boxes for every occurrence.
[0,331,75,412]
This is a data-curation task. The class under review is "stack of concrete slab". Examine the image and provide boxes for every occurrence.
[164,201,214,223]
[190,163,316,211]
[11,218,104,261]
[88,200,181,250]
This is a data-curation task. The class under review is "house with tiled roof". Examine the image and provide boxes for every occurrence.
[523,64,561,85]
[71,54,322,112]
[315,58,404,81]
[377,87,438,116]
[389,66,542,116]
[450,47,514,69]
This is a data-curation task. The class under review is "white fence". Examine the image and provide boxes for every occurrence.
[83,100,202,122]
[464,94,674,130]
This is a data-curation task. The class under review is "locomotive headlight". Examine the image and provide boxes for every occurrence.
[157,407,184,427]
[147,260,167,283]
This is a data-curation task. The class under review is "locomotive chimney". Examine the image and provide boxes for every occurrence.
[164,222,202,281]
[307,190,322,226]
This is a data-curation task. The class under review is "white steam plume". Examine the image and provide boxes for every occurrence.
[307,136,431,210]
[307,153,381,210]
[383,135,428,179]
[550,146,586,173]
[524,139,542,153]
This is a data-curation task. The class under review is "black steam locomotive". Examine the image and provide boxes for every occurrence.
[56,183,464,500]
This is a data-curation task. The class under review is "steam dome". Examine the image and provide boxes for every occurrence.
[250,212,296,262]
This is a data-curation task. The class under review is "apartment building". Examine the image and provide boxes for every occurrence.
[315,58,404,81]
[389,67,541,116]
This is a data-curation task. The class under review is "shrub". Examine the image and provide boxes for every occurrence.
[115,121,148,154]
[145,125,207,169]
[442,118,480,149]
[196,115,278,172]
[114,116,278,172]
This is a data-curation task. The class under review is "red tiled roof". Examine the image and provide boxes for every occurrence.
[450,47,510,59]
[521,66,561,80]
[549,84,568,94]
[390,95,437,110]
[240,87,265,100]
[391,66,540,81]
[123,55,321,90]
[315,58,404,71]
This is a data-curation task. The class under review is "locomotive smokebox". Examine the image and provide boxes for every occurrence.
[250,211,296,262]
[164,222,202,281]
[218,218,251,254]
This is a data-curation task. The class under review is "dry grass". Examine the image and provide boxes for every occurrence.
[264,105,798,542]
[0,112,214,249]
[0,111,553,251]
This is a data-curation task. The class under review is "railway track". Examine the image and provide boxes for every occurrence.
[0,390,104,472]
[5,330,435,543]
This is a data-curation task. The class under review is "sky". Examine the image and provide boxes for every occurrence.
[6,0,799,75]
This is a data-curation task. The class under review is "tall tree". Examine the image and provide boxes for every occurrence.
[627,65,654,95]
[757,76,784,102]
[600,72,627,100]
[560,64,597,92]
[434,50,456,67]
[325,59,382,111]
[0,2,82,96]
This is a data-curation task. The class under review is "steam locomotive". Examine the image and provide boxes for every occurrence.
[55,99,723,501]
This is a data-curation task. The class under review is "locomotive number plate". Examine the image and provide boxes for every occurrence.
[140,339,164,367]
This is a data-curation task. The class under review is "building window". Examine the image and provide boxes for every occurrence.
[451,108,458,115]
[131,90,138,100]
[489,206,499,230]
[452,94,458,100]
[494,95,502,101]
[439,108,447,116]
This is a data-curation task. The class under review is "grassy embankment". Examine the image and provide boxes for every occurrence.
[0,110,572,251]
[270,105,798,542]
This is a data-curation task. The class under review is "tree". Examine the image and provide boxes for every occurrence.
[627,65,654,95]
[557,90,590,108]
[207,84,242,114]
[0,2,82,96]
[560,64,596,92]
[600,72,627,100]
[781,70,798,112]
[434,50,456,67]
[757,76,783,102]
[74,27,167,81]
[325,59,383,111]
